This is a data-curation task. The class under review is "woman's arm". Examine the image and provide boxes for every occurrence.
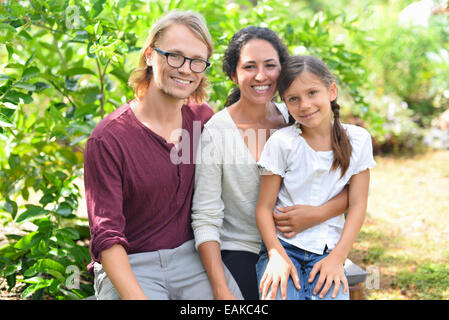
[274,185,349,238]
[198,242,236,299]
[255,173,300,300]
[100,244,147,300]
[309,169,370,298]
[191,127,234,299]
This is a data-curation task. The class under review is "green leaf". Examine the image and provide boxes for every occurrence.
[21,66,40,81]
[5,45,13,61]
[8,153,20,169]
[0,113,14,128]
[34,258,66,280]
[15,205,49,223]
[0,23,17,33]
[54,233,75,248]
[38,238,49,254]
[39,193,55,206]
[6,274,16,290]
[3,90,33,104]
[57,227,79,240]
[14,231,44,250]
[33,81,51,92]
[3,198,18,218]
[62,67,96,77]
[12,81,36,92]
[21,278,54,299]
[68,246,90,265]
[95,21,103,36]
[3,261,21,277]
[109,67,130,83]
[18,29,32,40]
[91,0,106,18]
[55,202,72,217]
[82,87,102,104]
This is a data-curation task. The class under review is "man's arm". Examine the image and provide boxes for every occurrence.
[85,138,144,299]
[100,244,148,300]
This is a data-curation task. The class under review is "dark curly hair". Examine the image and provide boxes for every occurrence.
[222,26,289,107]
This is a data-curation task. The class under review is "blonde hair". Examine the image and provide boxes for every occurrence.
[128,10,214,103]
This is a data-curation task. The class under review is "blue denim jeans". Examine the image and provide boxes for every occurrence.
[256,239,349,300]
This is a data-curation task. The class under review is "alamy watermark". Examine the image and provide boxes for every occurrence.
[168,121,280,168]
[65,5,80,30]
[365,265,380,290]
[65,265,80,290]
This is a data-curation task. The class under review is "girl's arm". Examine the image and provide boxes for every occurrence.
[100,244,148,300]
[274,186,349,238]
[309,169,370,298]
[255,173,300,300]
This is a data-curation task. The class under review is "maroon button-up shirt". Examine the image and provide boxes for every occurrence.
[83,101,213,273]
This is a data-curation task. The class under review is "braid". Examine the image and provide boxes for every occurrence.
[331,99,340,119]
[224,87,241,107]
[330,99,352,178]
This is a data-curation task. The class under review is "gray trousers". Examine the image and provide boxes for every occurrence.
[94,240,243,300]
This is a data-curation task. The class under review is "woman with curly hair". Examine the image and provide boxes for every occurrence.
[191,27,349,300]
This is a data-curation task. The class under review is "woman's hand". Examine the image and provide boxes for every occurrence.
[308,253,348,299]
[259,249,300,300]
[273,205,324,238]
[274,187,349,238]
[213,287,238,300]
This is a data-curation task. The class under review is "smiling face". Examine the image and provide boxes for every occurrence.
[231,39,281,106]
[282,71,337,130]
[146,23,209,102]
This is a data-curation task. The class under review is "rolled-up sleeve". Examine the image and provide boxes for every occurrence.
[257,131,289,178]
[191,127,225,250]
[84,136,129,262]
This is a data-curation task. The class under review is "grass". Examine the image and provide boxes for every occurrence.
[349,150,449,300]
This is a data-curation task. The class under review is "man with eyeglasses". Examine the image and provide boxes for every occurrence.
[83,11,242,300]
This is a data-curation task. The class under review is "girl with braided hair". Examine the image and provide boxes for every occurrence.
[255,55,376,300]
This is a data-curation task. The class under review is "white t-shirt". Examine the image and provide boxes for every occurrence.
[257,123,376,255]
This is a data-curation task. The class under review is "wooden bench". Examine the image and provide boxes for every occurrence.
[344,258,367,300]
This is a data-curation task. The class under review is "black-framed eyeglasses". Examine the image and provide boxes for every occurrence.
[154,48,210,73]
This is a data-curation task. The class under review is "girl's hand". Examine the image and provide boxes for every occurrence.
[274,205,323,238]
[259,250,300,300]
[308,253,348,299]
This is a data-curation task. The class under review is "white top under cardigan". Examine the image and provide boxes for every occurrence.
[257,123,376,255]
[191,103,290,254]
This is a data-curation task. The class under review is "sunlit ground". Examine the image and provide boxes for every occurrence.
[349,149,449,300]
